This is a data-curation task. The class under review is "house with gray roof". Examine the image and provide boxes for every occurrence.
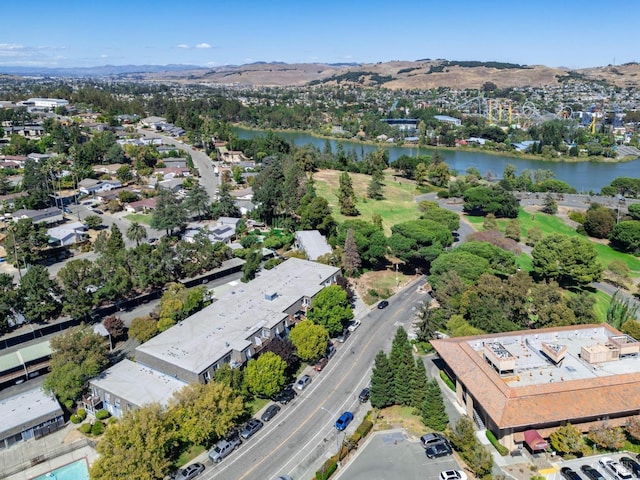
[294,230,332,261]
[48,221,88,246]
[12,207,63,225]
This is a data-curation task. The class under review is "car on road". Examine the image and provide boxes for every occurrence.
[580,465,605,480]
[295,374,311,391]
[240,418,263,439]
[92,208,104,214]
[314,357,329,371]
[377,300,389,309]
[358,387,370,403]
[273,386,296,404]
[347,319,361,332]
[620,457,640,477]
[261,404,281,422]
[560,467,582,480]
[336,329,350,343]
[335,411,354,431]
[439,471,467,480]
[63,207,72,214]
[425,443,452,458]
[275,476,293,480]
[147,237,158,245]
[208,437,240,463]
[599,457,633,480]
[173,462,205,480]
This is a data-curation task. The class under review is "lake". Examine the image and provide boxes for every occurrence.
[233,127,640,192]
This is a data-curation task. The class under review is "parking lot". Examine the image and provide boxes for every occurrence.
[545,452,640,480]
[334,430,463,480]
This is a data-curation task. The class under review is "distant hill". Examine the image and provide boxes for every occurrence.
[2,60,639,89]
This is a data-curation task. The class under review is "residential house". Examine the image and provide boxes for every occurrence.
[294,230,332,261]
[47,222,88,247]
[12,207,63,225]
[0,192,28,209]
[161,158,188,169]
[125,197,157,213]
[156,178,184,192]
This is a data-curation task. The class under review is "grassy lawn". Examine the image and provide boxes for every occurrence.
[314,169,420,235]
[246,396,270,416]
[124,213,153,225]
[466,208,640,276]
[176,444,206,466]
[354,269,419,305]
[516,252,533,272]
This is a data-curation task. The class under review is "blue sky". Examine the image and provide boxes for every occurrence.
[1,0,638,69]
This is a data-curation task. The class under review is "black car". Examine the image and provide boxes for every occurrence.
[620,457,640,477]
[377,300,389,309]
[358,387,370,403]
[273,386,296,405]
[425,442,452,458]
[240,418,264,439]
[261,404,281,422]
[580,465,605,480]
[560,467,582,480]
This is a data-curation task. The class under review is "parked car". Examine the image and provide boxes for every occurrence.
[599,457,633,480]
[560,467,582,480]
[92,208,104,214]
[63,207,72,214]
[335,411,354,431]
[358,387,370,403]
[314,357,329,372]
[240,418,264,439]
[425,443,452,458]
[580,465,606,480]
[276,476,293,480]
[325,342,336,359]
[261,404,281,422]
[336,329,350,343]
[173,462,205,480]
[420,433,449,449]
[147,237,158,245]
[439,471,468,480]
[347,320,361,332]
[208,437,240,463]
[273,386,296,405]
[295,374,311,391]
[377,300,389,309]
[620,457,640,477]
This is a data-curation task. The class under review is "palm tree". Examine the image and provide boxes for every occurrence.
[126,222,147,246]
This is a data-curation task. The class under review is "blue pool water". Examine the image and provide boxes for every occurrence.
[33,459,90,480]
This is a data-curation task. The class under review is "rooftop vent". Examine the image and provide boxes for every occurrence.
[264,291,278,301]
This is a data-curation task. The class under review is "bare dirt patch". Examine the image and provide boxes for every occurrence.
[352,268,419,305]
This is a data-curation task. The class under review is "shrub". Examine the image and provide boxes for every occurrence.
[79,423,92,434]
[76,408,87,420]
[95,409,110,420]
[315,455,338,480]
[64,399,74,410]
[70,414,82,424]
[368,289,379,298]
[91,421,105,435]
[486,430,509,456]
[440,371,456,391]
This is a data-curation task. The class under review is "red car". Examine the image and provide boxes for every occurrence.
[314,357,329,371]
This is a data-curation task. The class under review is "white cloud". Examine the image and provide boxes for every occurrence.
[196,43,211,49]
[176,44,190,49]
[100,54,108,58]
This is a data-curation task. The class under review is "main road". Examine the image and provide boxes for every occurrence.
[196,279,428,480]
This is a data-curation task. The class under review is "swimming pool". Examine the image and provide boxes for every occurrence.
[33,459,90,480]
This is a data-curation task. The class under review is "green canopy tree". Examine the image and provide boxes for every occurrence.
[289,319,329,362]
[549,423,585,455]
[58,259,98,319]
[183,183,211,220]
[244,352,287,398]
[338,171,358,216]
[410,359,429,409]
[609,220,640,254]
[463,185,519,218]
[126,222,147,246]
[421,379,449,431]
[370,350,395,408]
[342,228,361,276]
[151,189,188,235]
[306,285,353,336]
[18,265,62,323]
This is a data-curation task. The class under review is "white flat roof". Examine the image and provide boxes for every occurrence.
[0,387,62,437]
[135,258,339,374]
[90,359,187,409]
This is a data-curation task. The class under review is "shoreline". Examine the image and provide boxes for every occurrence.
[231,124,640,164]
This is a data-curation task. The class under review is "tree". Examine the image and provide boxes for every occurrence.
[128,315,159,343]
[115,164,133,184]
[306,285,353,336]
[549,423,585,456]
[4,218,49,267]
[126,221,147,246]
[421,379,449,431]
[482,213,499,231]
[338,171,358,216]
[447,415,476,453]
[370,350,395,408]
[18,265,61,323]
[621,319,640,340]
[84,214,103,230]
[0,273,17,333]
[241,249,262,283]
[58,259,97,320]
[389,327,414,406]
[583,206,615,238]
[504,219,521,241]
[609,220,640,254]
[168,381,244,446]
[43,325,108,405]
[262,337,298,373]
[297,194,336,236]
[532,234,603,288]
[606,290,639,329]
[103,315,125,340]
[367,169,384,200]
[289,319,329,361]
[342,228,361,276]
[244,352,287,398]
[151,189,188,235]
[626,416,640,442]
[410,359,429,409]
[210,178,240,219]
[184,183,210,220]
[463,185,519,218]
[541,193,558,214]
[587,424,626,451]
[446,416,493,478]
[90,404,176,480]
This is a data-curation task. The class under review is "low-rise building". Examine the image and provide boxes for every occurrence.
[294,230,332,261]
[47,222,88,246]
[12,207,63,225]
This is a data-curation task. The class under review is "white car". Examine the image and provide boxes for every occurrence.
[347,320,361,332]
[598,457,632,480]
[439,471,468,480]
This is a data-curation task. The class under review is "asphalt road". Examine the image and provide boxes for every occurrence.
[194,278,429,480]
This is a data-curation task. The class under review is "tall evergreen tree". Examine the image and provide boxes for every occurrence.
[421,379,449,431]
[389,327,413,376]
[342,228,361,276]
[338,171,358,216]
[410,359,429,409]
[370,350,395,408]
[367,169,384,200]
[394,358,414,406]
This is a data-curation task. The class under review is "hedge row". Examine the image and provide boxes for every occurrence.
[486,430,509,456]
[440,371,456,392]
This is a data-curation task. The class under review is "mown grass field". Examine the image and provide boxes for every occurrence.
[466,208,640,276]
[124,213,152,225]
[313,169,420,235]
